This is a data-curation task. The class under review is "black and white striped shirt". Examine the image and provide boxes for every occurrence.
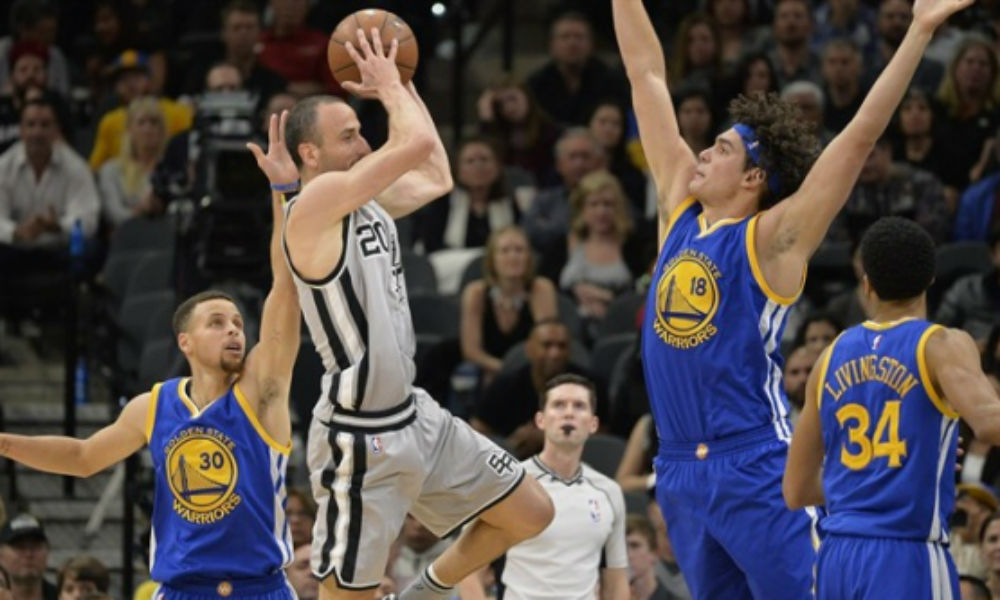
[285,199,416,419]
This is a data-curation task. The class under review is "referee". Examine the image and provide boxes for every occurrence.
[459,374,629,600]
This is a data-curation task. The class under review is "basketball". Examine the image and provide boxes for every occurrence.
[328,9,419,86]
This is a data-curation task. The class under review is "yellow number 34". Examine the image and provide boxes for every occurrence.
[835,401,907,470]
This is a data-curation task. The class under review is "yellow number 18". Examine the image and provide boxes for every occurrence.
[835,401,907,470]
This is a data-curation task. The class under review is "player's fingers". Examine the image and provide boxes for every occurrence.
[277,110,288,146]
[387,38,398,63]
[267,113,279,146]
[344,41,363,65]
[246,142,265,165]
[370,28,384,58]
[355,28,374,58]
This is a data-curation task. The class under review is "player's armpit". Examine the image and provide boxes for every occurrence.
[926,328,1000,444]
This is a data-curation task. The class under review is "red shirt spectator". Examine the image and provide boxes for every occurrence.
[258,0,344,98]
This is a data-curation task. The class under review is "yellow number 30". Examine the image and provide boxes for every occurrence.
[835,401,907,470]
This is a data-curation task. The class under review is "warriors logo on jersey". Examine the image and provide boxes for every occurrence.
[164,426,242,524]
[653,248,722,349]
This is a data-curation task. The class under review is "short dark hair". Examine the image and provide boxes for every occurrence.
[285,95,345,170]
[172,290,238,335]
[550,10,591,33]
[625,514,657,550]
[286,488,317,519]
[540,373,597,411]
[728,92,821,209]
[57,556,110,595]
[960,575,991,600]
[794,312,843,348]
[10,0,56,35]
[19,94,57,120]
[860,217,936,301]
[221,0,258,24]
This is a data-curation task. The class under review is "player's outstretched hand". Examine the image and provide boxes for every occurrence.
[247,109,298,188]
[912,0,974,32]
[342,27,400,100]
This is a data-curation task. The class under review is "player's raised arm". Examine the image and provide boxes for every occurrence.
[244,111,301,439]
[0,393,150,478]
[757,0,973,263]
[926,328,1000,445]
[783,347,828,510]
[286,28,435,234]
[612,0,696,244]
[375,81,454,219]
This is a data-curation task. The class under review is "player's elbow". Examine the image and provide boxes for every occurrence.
[971,423,1000,446]
[408,131,437,161]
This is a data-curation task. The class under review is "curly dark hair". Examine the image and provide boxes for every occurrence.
[860,217,936,302]
[728,92,820,209]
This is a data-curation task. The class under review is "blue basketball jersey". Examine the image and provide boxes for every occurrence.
[641,198,797,443]
[818,319,958,542]
[146,378,294,585]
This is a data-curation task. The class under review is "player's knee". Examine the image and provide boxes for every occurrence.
[515,477,555,538]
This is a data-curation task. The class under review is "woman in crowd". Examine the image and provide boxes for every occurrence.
[675,86,716,155]
[560,171,633,332]
[460,226,558,382]
[476,74,562,185]
[794,313,843,353]
[707,0,764,68]
[937,36,1000,189]
[285,488,316,550]
[97,97,167,227]
[669,14,723,93]
[892,87,962,207]
[587,101,647,214]
[417,136,519,254]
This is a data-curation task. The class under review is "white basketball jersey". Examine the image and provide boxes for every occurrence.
[285,199,416,419]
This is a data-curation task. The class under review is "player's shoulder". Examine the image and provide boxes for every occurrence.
[923,325,978,361]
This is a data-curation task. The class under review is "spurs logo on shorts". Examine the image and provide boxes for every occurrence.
[487,451,515,476]
[164,426,242,524]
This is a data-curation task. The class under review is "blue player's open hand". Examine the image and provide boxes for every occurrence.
[247,109,298,188]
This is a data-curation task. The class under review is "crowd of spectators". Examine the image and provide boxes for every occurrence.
[3,0,1000,598]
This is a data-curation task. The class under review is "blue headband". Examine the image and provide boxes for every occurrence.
[733,123,781,197]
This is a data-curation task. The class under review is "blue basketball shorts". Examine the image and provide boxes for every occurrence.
[154,573,296,600]
[817,535,958,599]
[653,425,817,600]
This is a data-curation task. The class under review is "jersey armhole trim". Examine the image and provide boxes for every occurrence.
[144,382,162,443]
[814,336,840,411]
[745,215,805,306]
[233,383,292,455]
[283,207,352,288]
[917,325,959,419]
[661,196,697,246]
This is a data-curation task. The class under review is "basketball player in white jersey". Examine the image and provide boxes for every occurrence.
[265,27,554,600]
[458,374,629,600]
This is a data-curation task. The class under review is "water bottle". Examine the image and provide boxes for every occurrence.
[74,356,88,405]
[69,218,84,275]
